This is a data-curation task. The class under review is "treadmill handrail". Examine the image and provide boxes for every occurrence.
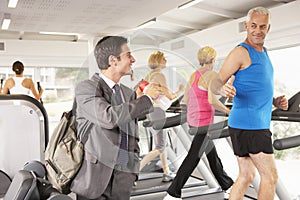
[151,113,187,130]
[188,120,228,135]
[272,111,300,122]
[0,94,49,147]
[209,127,230,140]
[273,135,300,150]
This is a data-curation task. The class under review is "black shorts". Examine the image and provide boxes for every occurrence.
[229,127,274,157]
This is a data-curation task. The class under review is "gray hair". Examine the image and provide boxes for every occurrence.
[246,7,271,23]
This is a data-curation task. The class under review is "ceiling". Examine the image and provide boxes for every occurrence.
[0,0,296,45]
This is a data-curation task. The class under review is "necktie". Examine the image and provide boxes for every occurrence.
[114,84,128,169]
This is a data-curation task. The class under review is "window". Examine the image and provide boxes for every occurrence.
[0,65,88,136]
[268,45,300,199]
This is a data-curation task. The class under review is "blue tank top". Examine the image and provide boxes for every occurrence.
[228,43,274,130]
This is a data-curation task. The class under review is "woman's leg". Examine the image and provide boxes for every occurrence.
[167,133,207,198]
[205,140,233,190]
[139,149,160,171]
[160,151,170,174]
[140,122,166,171]
[154,128,170,175]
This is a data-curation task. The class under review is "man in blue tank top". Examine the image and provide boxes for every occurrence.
[210,7,288,200]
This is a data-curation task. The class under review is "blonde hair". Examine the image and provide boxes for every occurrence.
[148,51,165,69]
[197,46,216,66]
[246,7,271,23]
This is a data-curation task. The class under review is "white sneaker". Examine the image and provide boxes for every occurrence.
[133,181,137,186]
[162,172,176,182]
[223,191,230,199]
[163,193,182,200]
[223,186,232,200]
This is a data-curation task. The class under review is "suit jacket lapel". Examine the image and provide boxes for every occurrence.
[91,73,134,104]
[91,73,113,103]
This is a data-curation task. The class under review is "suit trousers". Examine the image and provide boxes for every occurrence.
[76,166,136,200]
[167,128,233,198]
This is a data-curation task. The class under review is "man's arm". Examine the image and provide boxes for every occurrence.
[210,47,244,97]
[208,72,231,115]
[75,80,154,130]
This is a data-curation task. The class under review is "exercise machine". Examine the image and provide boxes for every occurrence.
[0,95,70,199]
[131,105,231,199]
[132,107,209,199]
[0,94,49,178]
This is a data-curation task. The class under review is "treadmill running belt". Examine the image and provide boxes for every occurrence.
[131,172,206,197]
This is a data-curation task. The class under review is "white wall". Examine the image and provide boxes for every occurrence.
[0,40,89,68]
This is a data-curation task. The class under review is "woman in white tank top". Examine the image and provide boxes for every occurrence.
[9,77,30,95]
[1,61,43,100]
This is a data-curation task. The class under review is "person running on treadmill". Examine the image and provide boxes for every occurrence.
[1,61,43,100]
[164,46,233,200]
[137,51,184,182]
[210,7,288,200]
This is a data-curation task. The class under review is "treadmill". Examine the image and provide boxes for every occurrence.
[271,92,300,200]
[131,105,226,200]
[272,92,300,151]
[218,92,300,200]
[133,91,300,200]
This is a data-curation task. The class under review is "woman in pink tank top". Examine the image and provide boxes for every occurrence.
[186,69,214,127]
[184,47,230,126]
[164,46,233,200]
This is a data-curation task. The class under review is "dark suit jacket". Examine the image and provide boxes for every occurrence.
[70,73,153,198]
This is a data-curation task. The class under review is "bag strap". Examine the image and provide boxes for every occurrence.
[72,98,90,144]
[71,98,77,116]
[80,127,89,144]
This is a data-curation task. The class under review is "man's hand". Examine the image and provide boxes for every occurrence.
[135,87,143,97]
[273,95,288,110]
[144,83,162,100]
[222,75,236,98]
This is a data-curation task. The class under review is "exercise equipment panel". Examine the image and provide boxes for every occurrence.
[0,95,48,178]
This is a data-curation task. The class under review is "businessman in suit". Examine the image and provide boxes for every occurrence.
[70,36,161,200]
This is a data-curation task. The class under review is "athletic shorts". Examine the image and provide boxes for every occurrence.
[229,127,274,157]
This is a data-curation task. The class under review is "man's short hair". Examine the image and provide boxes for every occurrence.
[94,36,128,70]
[246,7,270,23]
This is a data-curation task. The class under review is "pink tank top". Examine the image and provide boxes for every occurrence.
[187,70,214,127]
